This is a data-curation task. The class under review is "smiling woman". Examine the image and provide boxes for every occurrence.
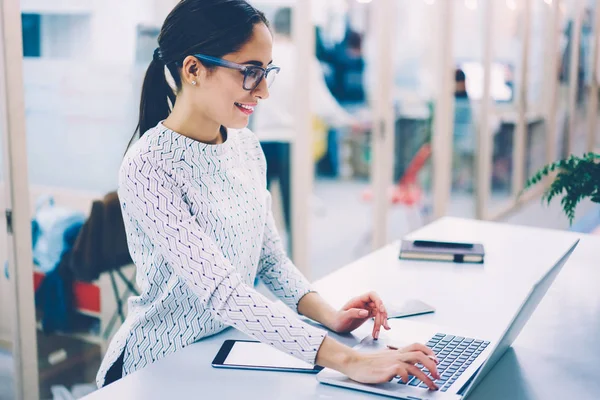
[97,0,436,392]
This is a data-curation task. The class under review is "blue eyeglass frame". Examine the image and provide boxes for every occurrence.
[191,54,280,91]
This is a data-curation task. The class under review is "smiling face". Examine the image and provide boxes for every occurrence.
[182,22,274,130]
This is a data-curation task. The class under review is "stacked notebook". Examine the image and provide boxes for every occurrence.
[399,239,485,263]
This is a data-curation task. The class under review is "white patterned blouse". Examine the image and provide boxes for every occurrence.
[96,122,327,387]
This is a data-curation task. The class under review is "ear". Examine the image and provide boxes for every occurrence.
[181,55,207,86]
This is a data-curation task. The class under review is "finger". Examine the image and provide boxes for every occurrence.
[409,352,440,380]
[358,292,374,303]
[407,365,438,391]
[341,296,363,310]
[346,308,370,319]
[372,309,380,339]
[382,308,391,330]
[358,291,383,308]
[364,292,387,334]
[374,311,382,339]
[385,367,399,382]
[363,291,385,313]
[401,343,436,358]
[384,319,391,330]
[379,303,391,331]
[395,366,410,384]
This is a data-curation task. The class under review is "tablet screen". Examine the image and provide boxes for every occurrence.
[223,341,315,370]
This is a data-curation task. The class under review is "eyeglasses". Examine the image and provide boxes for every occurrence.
[191,54,280,91]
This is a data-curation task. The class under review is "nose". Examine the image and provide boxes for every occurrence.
[253,76,270,100]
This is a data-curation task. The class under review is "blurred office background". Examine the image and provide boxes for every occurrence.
[1,0,599,398]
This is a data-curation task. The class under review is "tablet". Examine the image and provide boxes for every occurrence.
[212,340,324,373]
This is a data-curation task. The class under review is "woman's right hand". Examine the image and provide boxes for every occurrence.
[342,343,441,390]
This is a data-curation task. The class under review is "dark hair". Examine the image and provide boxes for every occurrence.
[455,68,466,82]
[128,0,268,150]
[273,7,292,37]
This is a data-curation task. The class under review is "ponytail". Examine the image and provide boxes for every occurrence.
[126,54,176,153]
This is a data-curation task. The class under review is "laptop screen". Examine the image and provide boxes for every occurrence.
[459,240,579,397]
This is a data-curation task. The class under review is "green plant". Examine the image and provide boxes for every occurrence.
[523,152,600,225]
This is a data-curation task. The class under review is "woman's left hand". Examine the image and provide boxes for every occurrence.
[329,292,391,339]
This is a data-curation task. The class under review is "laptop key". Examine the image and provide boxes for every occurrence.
[408,379,421,387]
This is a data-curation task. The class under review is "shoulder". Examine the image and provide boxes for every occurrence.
[233,126,259,146]
[234,127,265,162]
[119,125,175,185]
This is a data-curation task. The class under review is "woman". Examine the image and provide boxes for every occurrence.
[97,0,439,390]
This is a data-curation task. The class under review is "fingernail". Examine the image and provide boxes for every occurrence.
[359,309,369,317]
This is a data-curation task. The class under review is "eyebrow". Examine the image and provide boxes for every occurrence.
[240,60,273,67]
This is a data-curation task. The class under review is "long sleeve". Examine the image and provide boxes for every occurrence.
[119,154,327,364]
[257,192,314,312]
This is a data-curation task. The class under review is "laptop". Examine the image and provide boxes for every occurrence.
[317,239,579,399]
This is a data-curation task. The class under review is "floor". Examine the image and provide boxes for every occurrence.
[1,179,598,400]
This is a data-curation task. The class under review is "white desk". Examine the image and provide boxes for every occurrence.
[84,217,600,399]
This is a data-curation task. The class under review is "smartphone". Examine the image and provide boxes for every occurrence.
[212,340,324,373]
[386,299,436,319]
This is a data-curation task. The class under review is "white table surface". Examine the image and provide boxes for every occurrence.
[84,217,600,399]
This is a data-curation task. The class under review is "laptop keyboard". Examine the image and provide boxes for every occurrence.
[397,333,489,392]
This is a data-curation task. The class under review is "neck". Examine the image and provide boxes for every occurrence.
[163,94,224,145]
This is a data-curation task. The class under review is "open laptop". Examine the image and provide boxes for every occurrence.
[317,239,579,399]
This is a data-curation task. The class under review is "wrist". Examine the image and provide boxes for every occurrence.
[322,308,339,331]
[298,292,339,331]
[315,336,359,373]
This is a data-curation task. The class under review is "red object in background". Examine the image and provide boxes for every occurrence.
[33,271,100,314]
[361,143,432,206]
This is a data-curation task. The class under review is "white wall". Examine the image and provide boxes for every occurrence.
[24,0,153,64]
[21,0,94,14]
[22,59,138,192]
[41,14,91,58]
[89,0,139,64]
